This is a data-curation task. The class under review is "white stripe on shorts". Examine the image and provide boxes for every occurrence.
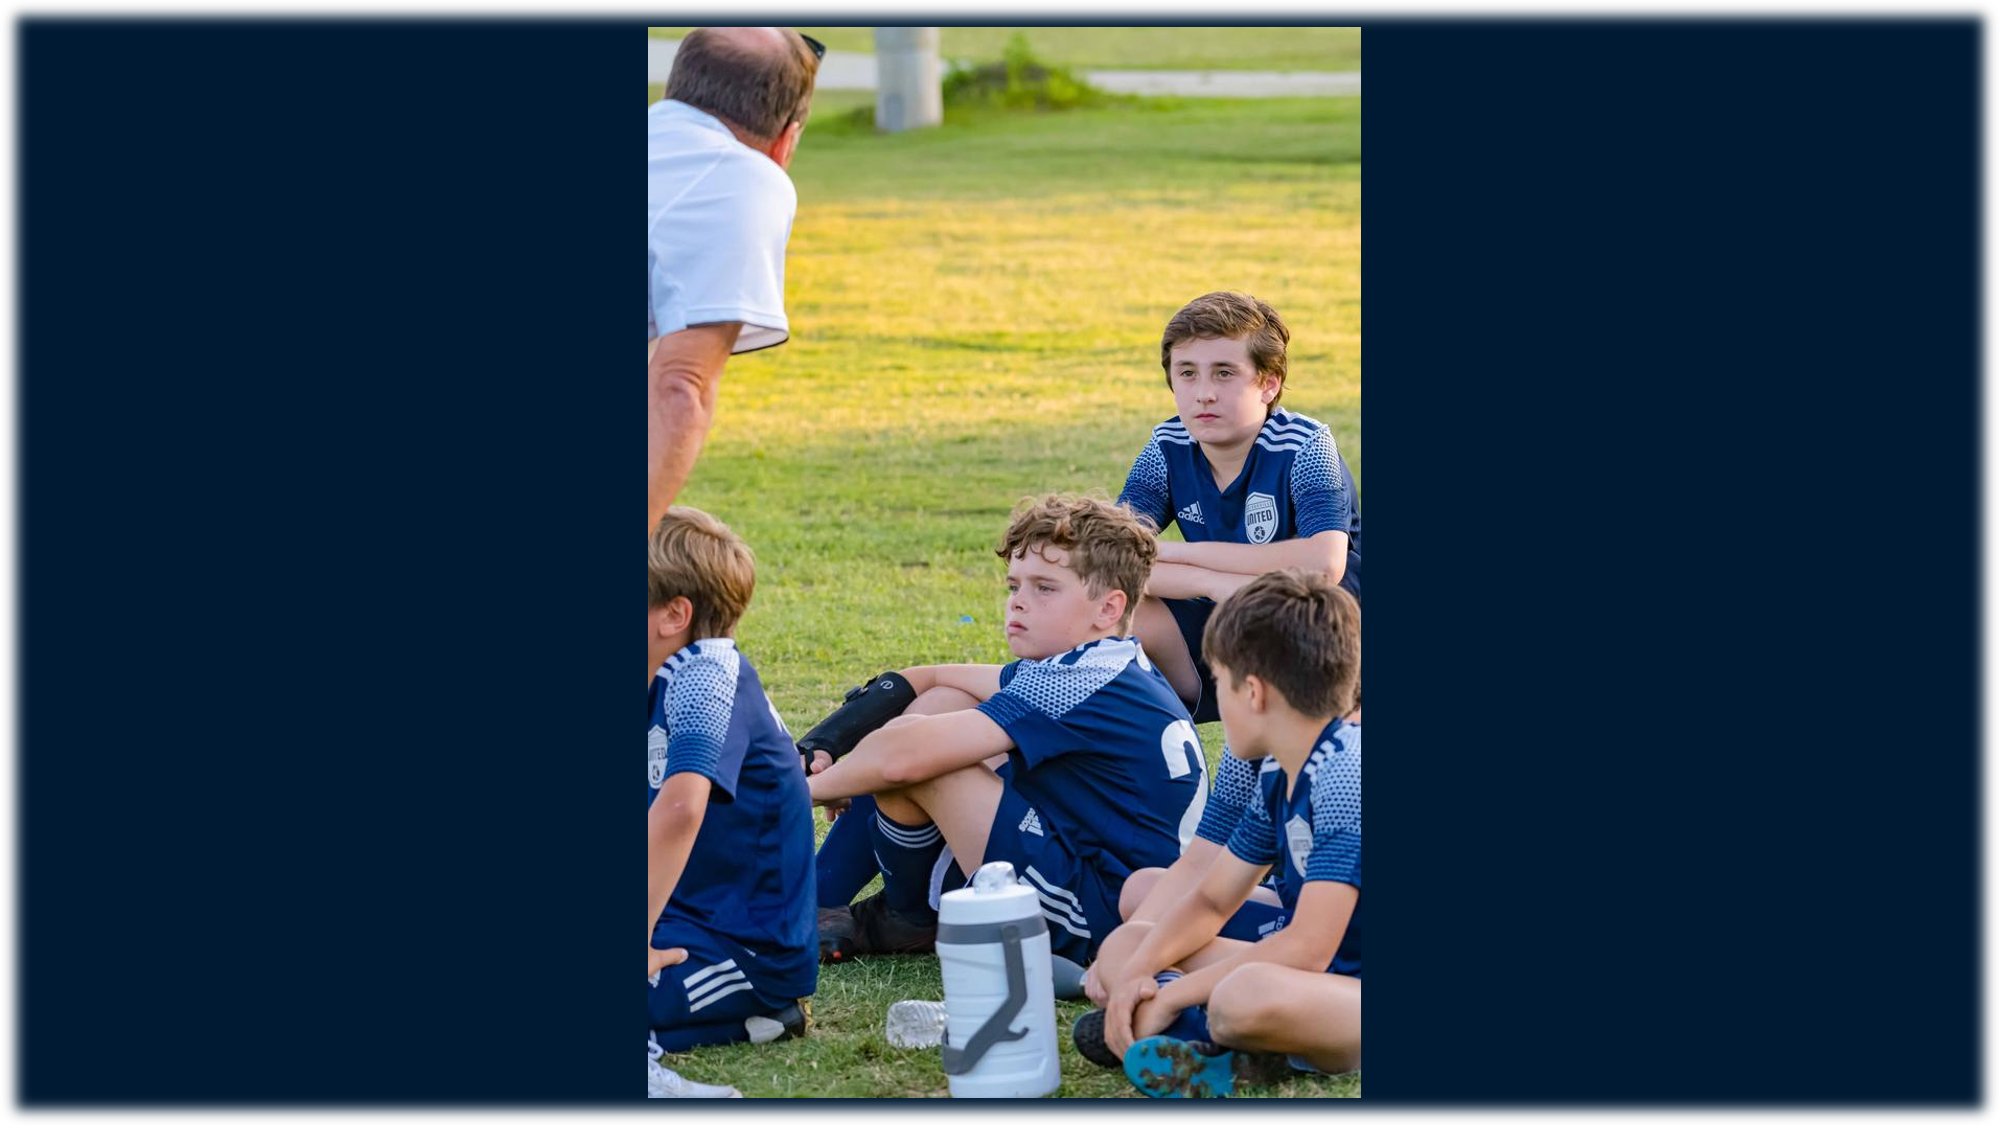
[1024,865,1084,910]
[688,979,756,1014]
[686,970,747,1005]
[681,958,738,989]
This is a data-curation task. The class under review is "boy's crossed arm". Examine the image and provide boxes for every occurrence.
[801,663,1004,775]
[901,663,1004,701]
[1103,851,1355,1058]
[1148,530,1350,600]
[806,704,1013,804]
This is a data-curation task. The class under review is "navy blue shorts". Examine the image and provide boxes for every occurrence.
[1163,597,1223,723]
[978,782,1119,964]
[1216,896,1289,943]
[1164,552,1361,725]
[649,924,797,1033]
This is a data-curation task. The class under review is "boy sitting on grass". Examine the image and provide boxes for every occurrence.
[804,495,1209,967]
[1088,569,1362,1098]
[647,507,816,1099]
[807,293,1364,930]
[1119,291,1362,725]
[1077,744,1290,1005]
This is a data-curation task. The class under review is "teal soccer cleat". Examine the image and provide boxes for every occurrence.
[1123,1035,1293,1098]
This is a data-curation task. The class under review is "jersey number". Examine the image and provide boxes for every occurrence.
[1160,720,1209,849]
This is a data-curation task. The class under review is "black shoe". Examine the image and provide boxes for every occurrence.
[746,999,810,1044]
[818,907,858,964]
[1072,1008,1119,1068]
[818,892,937,963]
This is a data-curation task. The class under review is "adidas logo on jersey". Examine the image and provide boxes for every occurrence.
[1177,501,1204,525]
[1018,808,1045,837]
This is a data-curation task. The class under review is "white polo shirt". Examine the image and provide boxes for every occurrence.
[647,99,797,354]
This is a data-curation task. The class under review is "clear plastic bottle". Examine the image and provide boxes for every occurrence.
[885,999,949,1048]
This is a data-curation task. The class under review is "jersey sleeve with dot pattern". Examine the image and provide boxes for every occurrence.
[1305,727,1361,887]
[977,639,1137,768]
[1117,435,1174,533]
[661,645,744,798]
[1195,750,1262,846]
[1224,777,1281,869]
[1289,426,1354,540]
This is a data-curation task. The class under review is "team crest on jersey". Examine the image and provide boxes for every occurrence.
[1286,813,1313,873]
[649,725,668,789]
[1245,492,1278,544]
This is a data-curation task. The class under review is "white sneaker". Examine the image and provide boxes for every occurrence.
[648,1038,743,1098]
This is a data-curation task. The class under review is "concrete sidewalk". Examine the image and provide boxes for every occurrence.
[647,38,1360,98]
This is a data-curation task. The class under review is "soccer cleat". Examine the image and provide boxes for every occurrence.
[818,891,937,962]
[745,999,810,1045]
[1071,1008,1120,1069]
[1123,1036,1294,1098]
[648,1039,743,1099]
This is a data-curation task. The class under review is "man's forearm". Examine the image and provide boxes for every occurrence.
[647,324,739,529]
[649,378,714,527]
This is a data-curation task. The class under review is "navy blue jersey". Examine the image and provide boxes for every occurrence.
[975,637,1207,882]
[1225,719,1362,977]
[1194,747,1283,847]
[1119,408,1360,552]
[648,639,816,1000]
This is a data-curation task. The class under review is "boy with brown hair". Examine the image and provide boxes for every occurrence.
[647,507,815,1098]
[1089,569,1362,1097]
[1119,291,1362,724]
[805,495,1209,967]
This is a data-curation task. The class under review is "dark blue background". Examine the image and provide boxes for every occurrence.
[18,19,1979,1104]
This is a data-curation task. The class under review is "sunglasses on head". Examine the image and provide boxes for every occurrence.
[800,32,826,61]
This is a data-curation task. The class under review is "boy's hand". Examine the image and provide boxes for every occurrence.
[1104,975,1160,1059]
[1082,965,1106,1006]
[809,751,852,819]
[1129,993,1178,1046]
[650,946,687,977]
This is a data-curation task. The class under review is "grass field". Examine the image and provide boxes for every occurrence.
[653,85,1360,1098]
[648,26,1361,72]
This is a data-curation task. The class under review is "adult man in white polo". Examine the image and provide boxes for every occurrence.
[648,27,823,530]
[647,27,822,1099]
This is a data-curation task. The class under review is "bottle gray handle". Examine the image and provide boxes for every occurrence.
[940,922,1032,1075]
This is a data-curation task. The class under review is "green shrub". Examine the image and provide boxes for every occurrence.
[943,32,1109,111]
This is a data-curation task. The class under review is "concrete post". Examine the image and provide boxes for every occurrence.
[873,27,943,132]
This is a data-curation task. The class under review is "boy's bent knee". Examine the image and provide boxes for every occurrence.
[1207,963,1287,1045]
[1119,868,1166,920]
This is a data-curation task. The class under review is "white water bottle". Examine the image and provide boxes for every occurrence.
[936,861,1060,1098]
[885,1000,948,1048]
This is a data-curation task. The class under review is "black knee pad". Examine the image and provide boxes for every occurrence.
[798,671,917,766]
